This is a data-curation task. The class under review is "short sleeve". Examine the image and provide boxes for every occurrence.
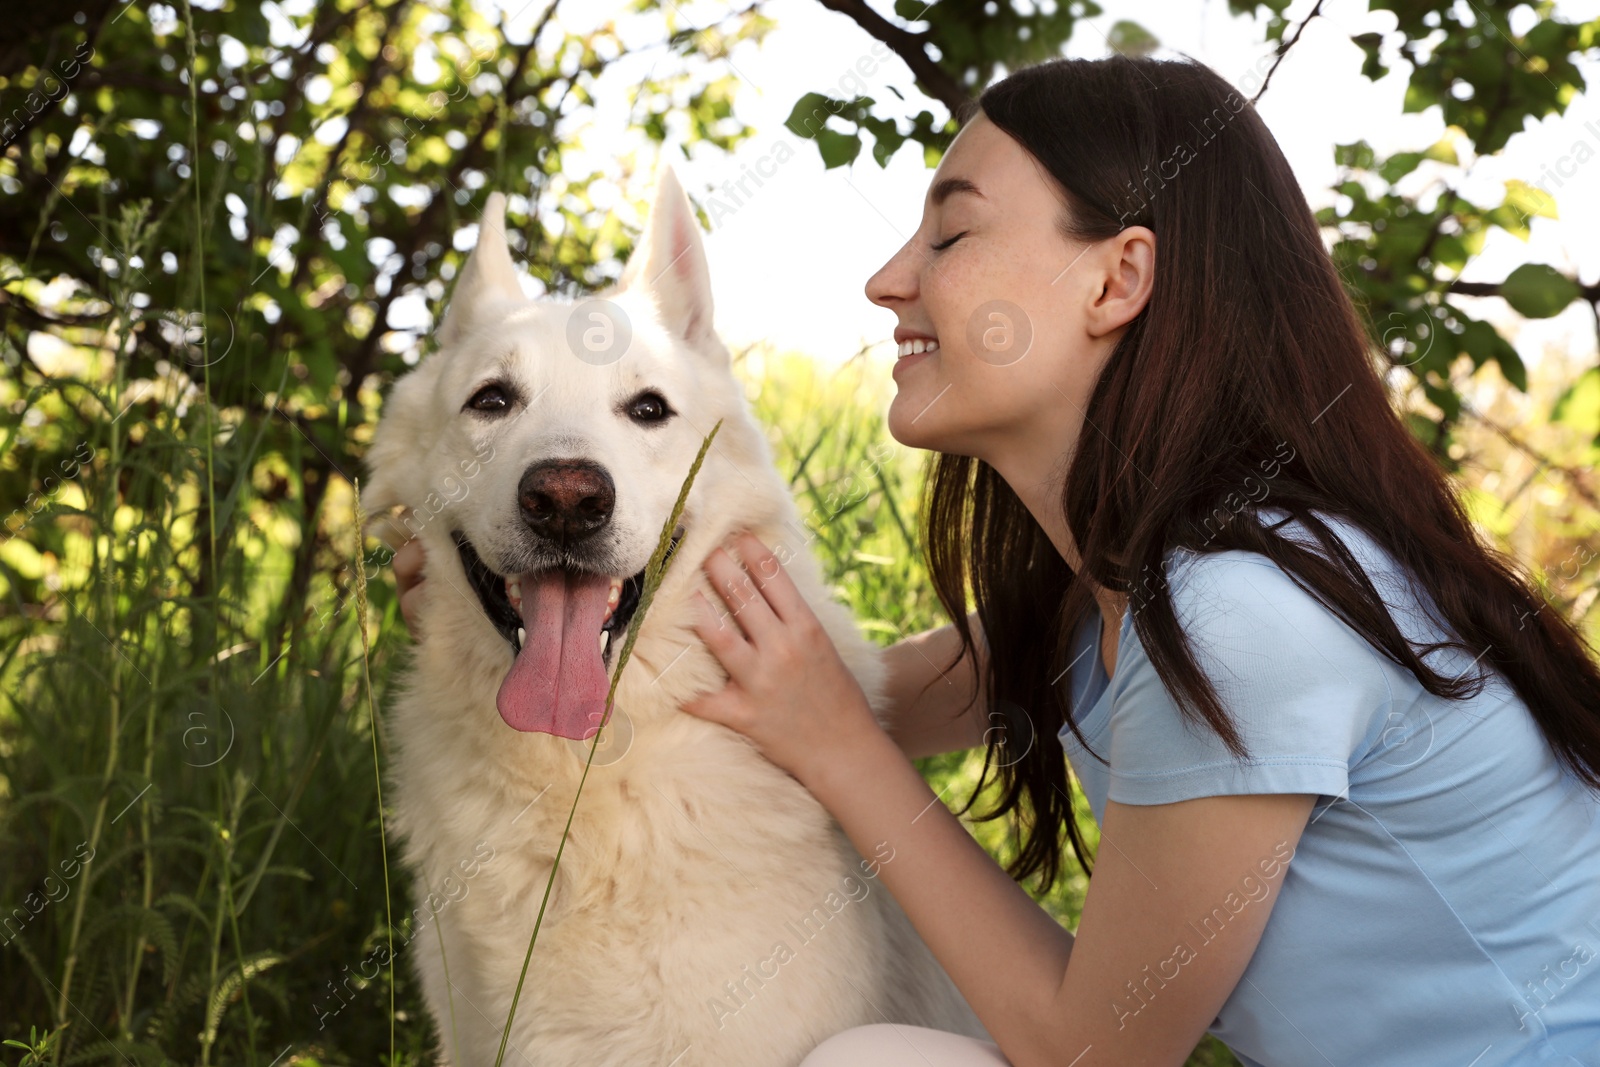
[1105,554,1395,806]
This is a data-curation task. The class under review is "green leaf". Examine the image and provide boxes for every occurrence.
[863,118,905,167]
[1552,368,1600,432]
[1403,411,1441,449]
[1420,373,1462,422]
[1379,151,1425,183]
[1422,136,1459,166]
[1458,318,1526,391]
[1431,233,1470,273]
[1351,32,1387,80]
[816,129,862,169]
[1403,83,1435,114]
[1503,179,1558,222]
[1107,20,1160,57]
[1334,140,1375,169]
[783,92,835,139]
[1499,263,1582,318]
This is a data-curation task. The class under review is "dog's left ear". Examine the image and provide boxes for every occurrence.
[615,164,721,358]
[438,192,524,349]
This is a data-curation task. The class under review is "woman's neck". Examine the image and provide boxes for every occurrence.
[987,448,1129,671]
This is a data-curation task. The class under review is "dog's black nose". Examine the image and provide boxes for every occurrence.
[518,460,615,547]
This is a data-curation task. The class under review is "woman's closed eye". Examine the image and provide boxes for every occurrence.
[931,230,968,252]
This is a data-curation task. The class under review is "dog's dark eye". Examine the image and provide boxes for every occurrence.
[626,391,673,424]
[466,383,511,415]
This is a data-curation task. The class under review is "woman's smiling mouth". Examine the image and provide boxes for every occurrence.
[893,333,940,381]
[893,338,938,382]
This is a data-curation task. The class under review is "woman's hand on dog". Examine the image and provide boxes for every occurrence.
[392,534,428,636]
[684,531,885,785]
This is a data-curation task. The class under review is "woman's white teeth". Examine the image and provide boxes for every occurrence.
[897,338,938,357]
[599,630,610,657]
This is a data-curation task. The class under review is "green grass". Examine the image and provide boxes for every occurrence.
[0,337,1237,1064]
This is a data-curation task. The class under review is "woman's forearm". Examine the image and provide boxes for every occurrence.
[803,722,1074,1067]
[882,611,989,759]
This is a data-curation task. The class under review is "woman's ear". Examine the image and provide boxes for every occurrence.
[1084,226,1155,338]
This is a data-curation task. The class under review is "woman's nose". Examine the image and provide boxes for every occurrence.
[865,241,919,309]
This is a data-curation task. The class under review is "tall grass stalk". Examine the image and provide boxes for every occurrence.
[430,874,462,1066]
[49,200,155,1059]
[353,481,396,1064]
[181,0,256,1061]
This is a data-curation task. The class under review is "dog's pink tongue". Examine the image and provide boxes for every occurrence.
[496,570,614,739]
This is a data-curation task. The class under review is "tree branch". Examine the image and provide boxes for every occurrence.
[342,4,560,391]
[1447,279,1600,302]
[1459,396,1600,513]
[812,0,972,116]
[1252,0,1326,104]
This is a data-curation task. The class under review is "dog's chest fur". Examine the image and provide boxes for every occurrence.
[386,555,983,1065]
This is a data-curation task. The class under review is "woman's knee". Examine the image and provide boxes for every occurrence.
[800,1023,900,1065]
[799,1023,1010,1067]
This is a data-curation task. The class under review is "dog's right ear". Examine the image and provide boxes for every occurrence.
[437,192,524,348]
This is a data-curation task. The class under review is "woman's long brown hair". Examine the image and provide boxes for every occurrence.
[925,54,1600,890]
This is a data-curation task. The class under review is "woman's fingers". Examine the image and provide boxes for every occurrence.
[729,532,808,626]
[680,678,749,733]
[678,531,884,783]
[692,590,756,678]
[394,536,425,590]
[703,544,779,646]
[392,536,427,635]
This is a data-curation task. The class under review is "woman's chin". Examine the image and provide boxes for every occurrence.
[886,394,945,452]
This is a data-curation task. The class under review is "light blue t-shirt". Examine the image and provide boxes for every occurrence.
[1057,507,1600,1066]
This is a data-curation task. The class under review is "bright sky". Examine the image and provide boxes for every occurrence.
[479,0,1600,376]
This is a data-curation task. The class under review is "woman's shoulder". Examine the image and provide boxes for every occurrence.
[1122,514,1399,718]
[1161,506,1384,583]
[1158,506,1470,678]
[1153,507,1440,649]
[1102,509,1402,805]
[1152,508,1375,632]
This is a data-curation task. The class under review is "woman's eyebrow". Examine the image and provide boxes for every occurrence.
[930,177,984,206]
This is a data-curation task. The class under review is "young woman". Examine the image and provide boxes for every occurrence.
[392,55,1600,1067]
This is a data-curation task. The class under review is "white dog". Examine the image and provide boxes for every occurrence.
[361,167,987,1066]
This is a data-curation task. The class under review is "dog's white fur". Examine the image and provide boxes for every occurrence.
[361,168,986,1065]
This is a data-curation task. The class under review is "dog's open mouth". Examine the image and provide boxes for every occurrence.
[454,531,682,740]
